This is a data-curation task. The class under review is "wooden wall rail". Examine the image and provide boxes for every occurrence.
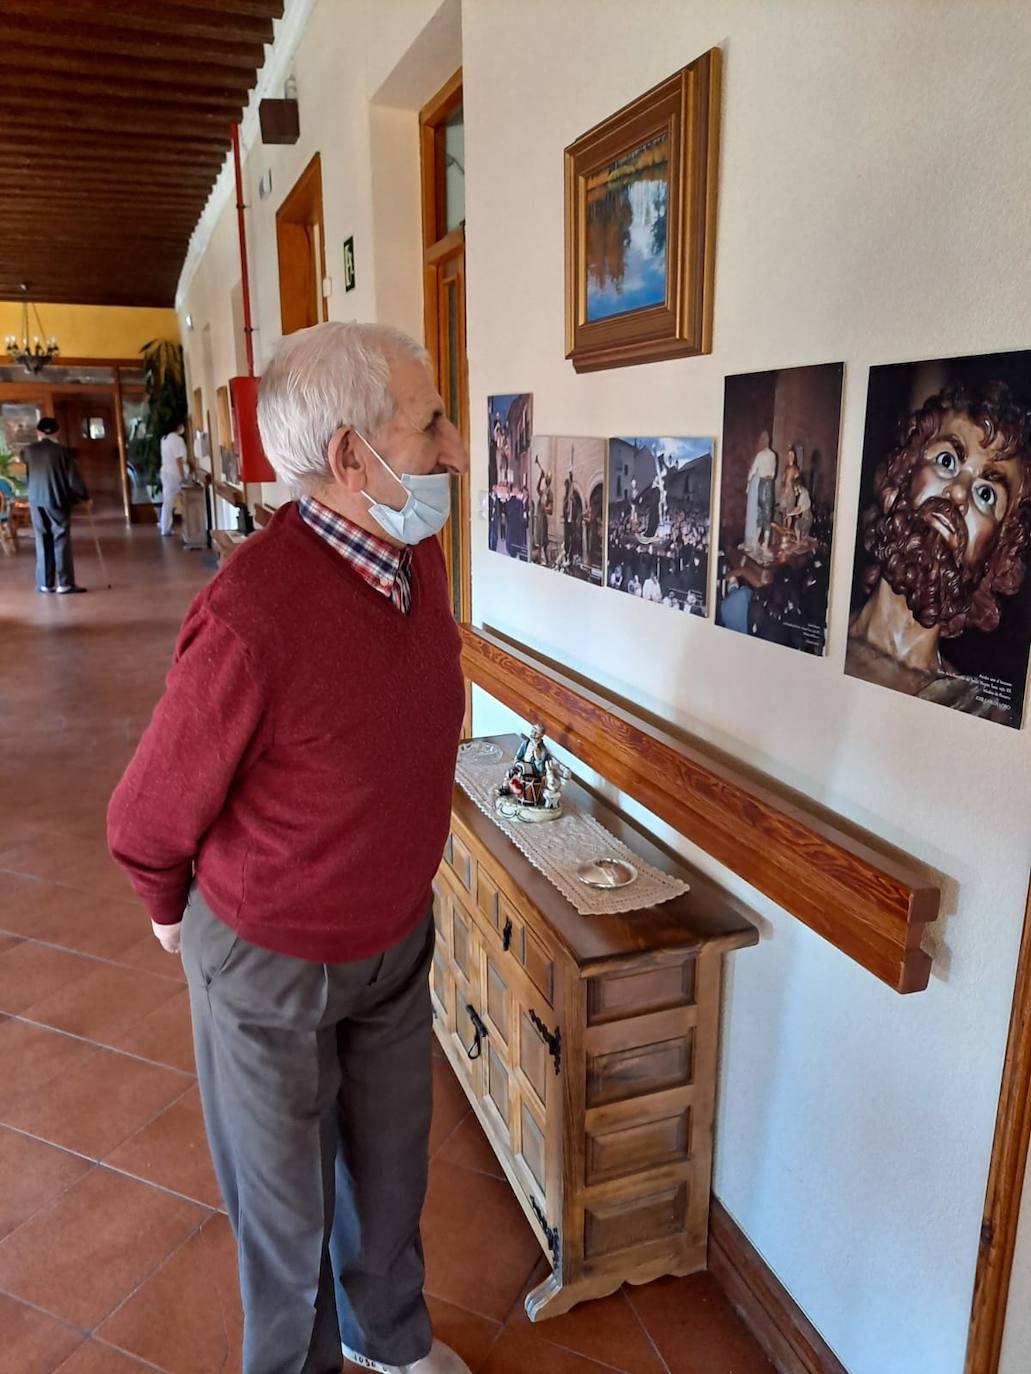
[461,627,940,994]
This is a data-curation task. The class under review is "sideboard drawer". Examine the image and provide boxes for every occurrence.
[499,896,556,1007]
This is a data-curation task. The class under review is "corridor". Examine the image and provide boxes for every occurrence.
[0,520,773,1374]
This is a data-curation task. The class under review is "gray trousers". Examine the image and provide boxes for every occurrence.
[181,887,435,1374]
[30,504,75,590]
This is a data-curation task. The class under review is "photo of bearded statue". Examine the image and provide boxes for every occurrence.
[845,353,1031,727]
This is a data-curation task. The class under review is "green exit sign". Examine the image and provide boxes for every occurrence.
[343,237,356,292]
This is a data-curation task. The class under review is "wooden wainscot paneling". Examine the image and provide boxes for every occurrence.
[709,1198,849,1374]
[461,627,941,994]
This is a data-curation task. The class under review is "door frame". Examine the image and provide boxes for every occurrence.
[276,151,328,336]
[965,871,1031,1373]
[420,69,471,632]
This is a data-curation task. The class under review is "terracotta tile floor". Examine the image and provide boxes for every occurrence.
[0,516,774,1373]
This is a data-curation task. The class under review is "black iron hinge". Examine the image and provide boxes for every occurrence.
[528,1009,561,1075]
[502,916,513,952]
[530,1195,560,1265]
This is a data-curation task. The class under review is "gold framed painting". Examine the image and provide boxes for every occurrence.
[565,49,721,373]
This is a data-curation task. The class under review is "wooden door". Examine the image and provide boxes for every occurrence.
[53,394,121,515]
[277,153,327,335]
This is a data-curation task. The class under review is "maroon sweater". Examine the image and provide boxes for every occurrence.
[107,503,465,962]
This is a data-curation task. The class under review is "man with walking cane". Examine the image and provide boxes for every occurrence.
[21,416,90,593]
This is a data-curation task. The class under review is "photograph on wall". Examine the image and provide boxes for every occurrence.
[530,435,606,584]
[716,362,844,655]
[606,437,713,615]
[487,392,533,561]
[585,133,669,323]
[845,350,1031,727]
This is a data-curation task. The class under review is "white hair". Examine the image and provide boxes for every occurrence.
[256,321,429,494]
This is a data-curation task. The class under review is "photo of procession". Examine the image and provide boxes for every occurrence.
[845,349,1031,728]
[530,436,606,584]
[487,392,533,561]
[716,362,844,655]
[606,436,714,615]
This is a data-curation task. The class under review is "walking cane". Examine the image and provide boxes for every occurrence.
[85,503,113,589]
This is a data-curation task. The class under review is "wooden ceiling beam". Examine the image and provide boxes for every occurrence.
[0,120,232,153]
[0,2,275,45]
[0,138,225,169]
[156,0,284,16]
[9,72,247,113]
[1,206,207,231]
[0,42,258,94]
[0,289,177,309]
[0,15,266,69]
[0,206,199,226]
[0,195,200,217]
[10,98,240,133]
[0,160,216,190]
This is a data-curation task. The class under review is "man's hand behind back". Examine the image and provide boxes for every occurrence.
[151,919,182,955]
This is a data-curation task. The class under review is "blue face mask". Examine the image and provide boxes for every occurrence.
[357,432,452,545]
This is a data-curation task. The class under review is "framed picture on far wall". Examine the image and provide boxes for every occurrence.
[564,49,720,373]
[607,436,714,615]
[487,393,533,562]
[530,436,606,585]
[845,349,1031,728]
[716,363,845,657]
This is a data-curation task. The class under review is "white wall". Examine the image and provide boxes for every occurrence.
[179,0,458,507]
[461,4,1031,1373]
[176,2,1031,1371]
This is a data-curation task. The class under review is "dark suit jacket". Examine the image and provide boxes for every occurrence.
[21,439,89,513]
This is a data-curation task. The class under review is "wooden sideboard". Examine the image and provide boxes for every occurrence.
[432,735,759,1321]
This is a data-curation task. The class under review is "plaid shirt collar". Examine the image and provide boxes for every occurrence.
[298,497,412,613]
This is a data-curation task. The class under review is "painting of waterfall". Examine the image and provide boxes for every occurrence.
[585,134,670,322]
[565,51,721,371]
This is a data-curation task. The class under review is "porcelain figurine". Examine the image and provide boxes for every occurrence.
[495,724,571,822]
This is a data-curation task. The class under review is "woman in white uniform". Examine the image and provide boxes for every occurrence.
[158,422,187,537]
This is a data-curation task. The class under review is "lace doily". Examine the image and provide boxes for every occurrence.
[455,742,689,916]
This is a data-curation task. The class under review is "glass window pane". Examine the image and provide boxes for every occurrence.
[444,104,465,233]
[445,279,460,426]
[82,417,106,440]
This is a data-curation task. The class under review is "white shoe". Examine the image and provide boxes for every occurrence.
[341,1337,471,1373]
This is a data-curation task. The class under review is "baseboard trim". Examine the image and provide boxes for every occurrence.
[709,1197,849,1374]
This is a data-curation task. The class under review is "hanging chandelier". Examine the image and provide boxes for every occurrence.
[4,284,59,374]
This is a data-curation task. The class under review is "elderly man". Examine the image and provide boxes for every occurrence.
[21,415,89,593]
[108,322,470,1374]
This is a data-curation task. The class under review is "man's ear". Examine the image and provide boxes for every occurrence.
[326,426,366,491]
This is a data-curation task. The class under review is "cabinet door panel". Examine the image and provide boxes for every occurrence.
[519,1098,547,1196]
[444,830,473,892]
[486,1046,512,1138]
[518,1009,551,1111]
[431,879,450,952]
[451,902,474,982]
[476,865,501,933]
[431,942,451,1026]
[484,954,511,1047]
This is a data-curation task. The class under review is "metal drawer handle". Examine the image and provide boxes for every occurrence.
[502,916,513,952]
[465,1005,489,1060]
